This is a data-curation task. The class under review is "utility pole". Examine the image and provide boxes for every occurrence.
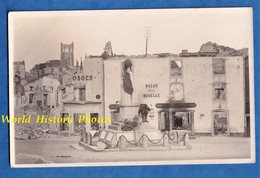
[144,27,151,56]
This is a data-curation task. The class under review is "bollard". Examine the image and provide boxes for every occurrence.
[119,136,126,150]
[163,134,169,147]
[142,135,148,149]
[184,133,192,150]
[83,133,87,143]
[174,132,178,143]
[86,133,92,145]
[89,134,93,145]
[80,132,83,142]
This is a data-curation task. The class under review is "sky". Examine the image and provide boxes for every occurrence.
[9,8,253,71]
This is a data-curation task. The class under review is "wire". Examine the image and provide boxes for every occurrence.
[111,131,187,149]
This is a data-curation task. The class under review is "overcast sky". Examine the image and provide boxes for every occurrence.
[9,8,252,71]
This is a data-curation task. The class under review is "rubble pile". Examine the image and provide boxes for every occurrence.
[15,125,50,140]
[121,119,138,131]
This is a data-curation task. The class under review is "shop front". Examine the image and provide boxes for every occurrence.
[60,101,103,134]
[212,109,229,136]
[156,102,196,135]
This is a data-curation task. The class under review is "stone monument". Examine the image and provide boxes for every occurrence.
[134,104,162,142]
[119,59,139,122]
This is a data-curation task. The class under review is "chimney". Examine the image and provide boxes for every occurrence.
[80,58,83,71]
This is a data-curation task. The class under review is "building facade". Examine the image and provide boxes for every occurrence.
[57,56,104,134]
[14,74,61,128]
[104,55,247,136]
[29,60,65,83]
[14,42,249,137]
[23,74,60,108]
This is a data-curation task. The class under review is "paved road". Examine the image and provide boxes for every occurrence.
[15,134,252,164]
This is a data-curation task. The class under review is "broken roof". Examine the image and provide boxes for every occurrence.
[25,73,56,84]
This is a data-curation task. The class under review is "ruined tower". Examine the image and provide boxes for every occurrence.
[102,41,113,59]
[60,42,74,67]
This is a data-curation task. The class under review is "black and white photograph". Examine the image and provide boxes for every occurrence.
[8,8,255,167]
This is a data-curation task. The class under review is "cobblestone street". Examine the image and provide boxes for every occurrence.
[15,135,252,164]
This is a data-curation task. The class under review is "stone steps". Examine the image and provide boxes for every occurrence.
[111,121,124,127]
[111,122,120,127]
[108,125,121,131]
[189,135,196,140]
[108,121,124,131]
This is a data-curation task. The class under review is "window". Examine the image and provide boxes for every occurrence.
[15,66,19,71]
[51,68,54,74]
[213,82,226,100]
[79,88,86,101]
[172,112,191,130]
[49,86,53,92]
[56,91,59,107]
[29,86,34,92]
[61,88,66,95]
[170,60,182,76]
[43,94,48,106]
[15,71,21,76]
[213,58,225,75]
[90,113,99,130]
[29,94,34,104]
[37,101,42,107]
[64,47,69,52]
[170,83,184,101]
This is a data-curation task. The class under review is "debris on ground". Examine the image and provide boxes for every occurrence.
[16,153,53,164]
[121,119,138,131]
[96,141,108,149]
[15,125,50,140]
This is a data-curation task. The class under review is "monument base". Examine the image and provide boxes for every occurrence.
[119,105,139,122]
[134,122,162,143]
[135,122,155,130]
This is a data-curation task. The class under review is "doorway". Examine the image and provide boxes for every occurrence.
[73,113,85,133]
[212,110,229,136]
[245,115,250,137]
[60,113,69,131]
[90,113,99,130]
[160,112,170,131]
[172,112,191,130]
[159,111,194,133]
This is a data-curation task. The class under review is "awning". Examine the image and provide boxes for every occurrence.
[109,104,120,110]
[155,102,196,109]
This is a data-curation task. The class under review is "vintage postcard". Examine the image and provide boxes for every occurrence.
[8,8,255,167]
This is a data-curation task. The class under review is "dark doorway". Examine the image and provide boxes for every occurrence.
[73,113,85,133]
[174,117,183,128]
[160,112,170,131]
[60,113,69,131]
[90,113,99,130]
[29,94,34,104]
[172,112,191,130]
[213,111,228,135]
[36,101,42,107]
[246,116,250,137]
[164,112,170,131]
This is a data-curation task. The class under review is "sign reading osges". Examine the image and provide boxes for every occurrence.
[73,75,93,81]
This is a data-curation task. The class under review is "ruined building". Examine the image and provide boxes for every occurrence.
[61,42,74,67]
[102,41,113,59]
[14,61,26,79]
